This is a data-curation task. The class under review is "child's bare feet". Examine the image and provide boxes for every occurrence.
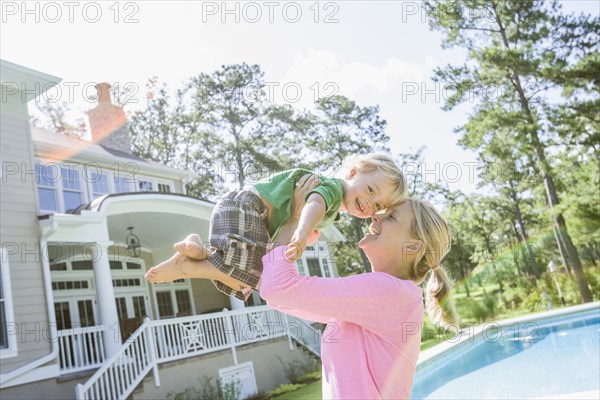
[173,233,210,260]
[145,252,188,283]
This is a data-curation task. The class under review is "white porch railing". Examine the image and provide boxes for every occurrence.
[75,306,322,400]
[57,326,106,374]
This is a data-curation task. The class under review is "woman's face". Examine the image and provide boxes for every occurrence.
[359,201,422,280]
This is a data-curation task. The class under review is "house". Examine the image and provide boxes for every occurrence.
[0,60,343,399]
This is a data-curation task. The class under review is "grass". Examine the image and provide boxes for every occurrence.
[272,379,321,399]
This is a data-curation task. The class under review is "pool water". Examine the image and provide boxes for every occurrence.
[411,307,600,399]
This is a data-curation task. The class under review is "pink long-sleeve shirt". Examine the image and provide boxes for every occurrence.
[259,247,425,400]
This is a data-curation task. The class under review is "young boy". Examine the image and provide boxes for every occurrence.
[145,153,406,300]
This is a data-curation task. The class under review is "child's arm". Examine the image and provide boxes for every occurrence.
[285,193,326,262]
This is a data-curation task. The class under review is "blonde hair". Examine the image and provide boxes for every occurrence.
[342,153,406,209]
[405,198,459,329]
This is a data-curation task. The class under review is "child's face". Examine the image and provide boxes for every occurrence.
[341,168,396,219]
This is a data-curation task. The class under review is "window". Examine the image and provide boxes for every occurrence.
[138,180,153,192]
[157,183,171,193]
[72,260,93,271]
[322,258,332,278]
[116,298,128,321]
[61,167,83,211]
[77,300,96,327]
[0,249,18,358]
[36,163,58,212]
[296,261,306,275]
[110,261,123,270]
[91,173,110,198]
[114,175,131,193]
[132,296,147,318]
[50,262,68,271]
[175,290,192,315]
[156,292,174,318]
[54,302,72,330]
[306,258,322,277]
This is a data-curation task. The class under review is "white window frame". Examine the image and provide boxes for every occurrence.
[35,160,179,213]
[35,160,90,214]
[51,254,149,328]
[35,161,60,214]
[136,176,155,192]
[0,248,18,358]
[135,176,174,193]
[152,280,195,319]
[111,259,150,320]
[298,244,335,278]
[113,174,133,193]
[156,179,174,193]
[88,170,111,199]
[60,164,87,212]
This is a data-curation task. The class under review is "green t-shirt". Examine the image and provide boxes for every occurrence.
[254,168,344,238]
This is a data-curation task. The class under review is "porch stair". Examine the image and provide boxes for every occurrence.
[75,306,321,400]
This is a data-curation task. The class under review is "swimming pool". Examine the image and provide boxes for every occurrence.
[411,303,600,399]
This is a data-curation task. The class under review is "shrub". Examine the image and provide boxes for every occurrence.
[276,356,320,384]
[266,383,304,398]
[459,297,492,323]
[584,265,600,300]
[167,375,242,400]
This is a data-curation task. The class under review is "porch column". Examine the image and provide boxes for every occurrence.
[89,241,122,357]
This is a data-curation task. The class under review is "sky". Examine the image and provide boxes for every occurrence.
[2,0,598,194]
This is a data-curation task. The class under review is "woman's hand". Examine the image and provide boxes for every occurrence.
[286,174,321,261]
[289,174,320,219]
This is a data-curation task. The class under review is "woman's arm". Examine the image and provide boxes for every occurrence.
[260,247,422,332]
[262,177,423,330]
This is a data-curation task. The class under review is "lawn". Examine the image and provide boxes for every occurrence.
[273,379,321,399]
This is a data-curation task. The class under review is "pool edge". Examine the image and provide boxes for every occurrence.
[417,301,600,366]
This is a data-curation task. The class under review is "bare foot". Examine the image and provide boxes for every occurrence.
[145,252,188,283]
[173,233,210,261]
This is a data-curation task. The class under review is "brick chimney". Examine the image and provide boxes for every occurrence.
[87,82,132,154]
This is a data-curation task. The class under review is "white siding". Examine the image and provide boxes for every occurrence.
[0,96,52,371]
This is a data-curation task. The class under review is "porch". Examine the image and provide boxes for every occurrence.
[55,306,321,399]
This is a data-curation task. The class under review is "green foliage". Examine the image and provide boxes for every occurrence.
[425,0,598,302]
[276,355,320,385]
[30,99,87,139]
[166,375,242,400]
[266,384,304,398]
[457,294,498,323]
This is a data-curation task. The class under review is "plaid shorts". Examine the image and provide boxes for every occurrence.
[208,188,270,301]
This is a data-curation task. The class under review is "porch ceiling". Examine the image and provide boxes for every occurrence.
[107,212,210,261]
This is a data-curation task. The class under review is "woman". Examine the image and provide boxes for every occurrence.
[259,175,459,399]
[167,175,458,399]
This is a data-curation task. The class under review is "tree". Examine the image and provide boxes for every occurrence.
[478,132,541,278]
[185,63,302,189]
[31,99,86,139]
[424,0,596,302]
[301,95,391,274]
[129,77,223,200]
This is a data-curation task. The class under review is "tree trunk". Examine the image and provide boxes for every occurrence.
[459,260,470,297]
[513,222,532,276]
[553,226,572,273]
[492,1,592,303]
[589,244,598,267]
[492,263,504,294]
[508,186,540,278]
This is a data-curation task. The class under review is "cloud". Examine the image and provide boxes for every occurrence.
[276,48,431,109]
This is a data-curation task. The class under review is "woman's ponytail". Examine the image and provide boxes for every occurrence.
[425,266,459,330]
[407,199,460,331]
